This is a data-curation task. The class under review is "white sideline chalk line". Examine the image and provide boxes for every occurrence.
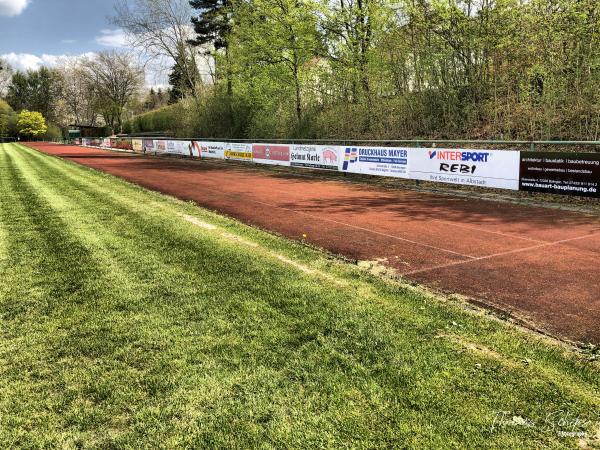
[182,215,217,230]
[403,231,600,277]
[180,214,344,285]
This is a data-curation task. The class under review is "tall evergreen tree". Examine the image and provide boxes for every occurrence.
[189,0,233,96]
[169,52,199,103]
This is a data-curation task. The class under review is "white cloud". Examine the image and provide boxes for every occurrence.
[1,52,96,72]
[95,29,128,48]
[0,0,30,17]
[0,51,171,88]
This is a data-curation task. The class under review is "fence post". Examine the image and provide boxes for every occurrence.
[415,141,421,187]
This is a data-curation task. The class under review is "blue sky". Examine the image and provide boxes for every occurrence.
[0,0,129,72]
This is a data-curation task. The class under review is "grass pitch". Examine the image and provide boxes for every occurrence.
[0,143,599,448]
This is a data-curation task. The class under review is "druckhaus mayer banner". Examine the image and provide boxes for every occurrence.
[520,152,599,197]
[341,146,410,178]
[410,148,520,190]
[252,143,291,166]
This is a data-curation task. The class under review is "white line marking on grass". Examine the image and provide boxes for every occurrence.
[181,214,345,285]
[181,215,217,230]
[402,231,600,277]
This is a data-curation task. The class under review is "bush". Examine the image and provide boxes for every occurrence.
[43,122,63,140]
[0,99,17,138]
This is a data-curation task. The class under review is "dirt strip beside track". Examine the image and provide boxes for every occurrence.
[24,143,600,343]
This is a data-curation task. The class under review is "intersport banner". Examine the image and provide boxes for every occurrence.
[341,146,410,178]
[225,142,253,161]
[291,145,341,170]
[410,148,520,190]
[252,143,291,166]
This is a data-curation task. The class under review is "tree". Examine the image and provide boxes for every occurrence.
[0,99,17,138]
[169,52,200,102]
[318,0,391,104]
[233,0,322,121]
[56,61,99,127]
[0,58,13,95]
[6,67,62,123]
[16,110,48,138]
[190,0,233,96]
[113,0,203,98]
[81,52,144,132]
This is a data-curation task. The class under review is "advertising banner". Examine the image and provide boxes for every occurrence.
[341,146,410,178]
[290,145,341,170]
[196,141,225,159]
[252,143,291,166]
[410,148,520,190]
[90,138,102,147]
[155,140,167,153]
[144,139,154,152]
[189,141,201,157]
[115,138,133,151]
[225,142,253,161]
[520,152,599,197]
[102,138,112,148]
[165,140,192,155]
[132,139,143,153]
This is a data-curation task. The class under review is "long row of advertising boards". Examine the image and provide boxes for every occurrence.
[77,138,600,198]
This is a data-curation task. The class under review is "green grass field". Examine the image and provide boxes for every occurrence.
[0,143,599,448]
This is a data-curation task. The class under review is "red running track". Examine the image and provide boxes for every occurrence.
[25,143,600,343]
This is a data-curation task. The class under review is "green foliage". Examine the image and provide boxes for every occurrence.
[169,53,199,103]
[16,110,48,138]
[123,103,184,135]
[160,0,600,140]
[43,122,63,140]
[6,68,61,123]
[0,100,17,138]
